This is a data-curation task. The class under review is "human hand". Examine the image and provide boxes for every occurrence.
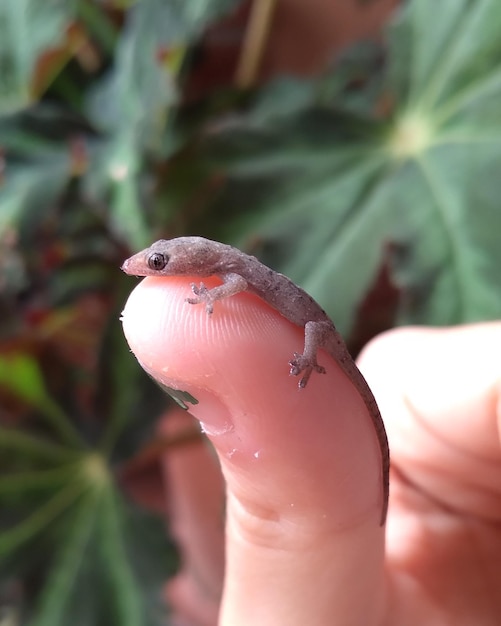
[122,275,501,625]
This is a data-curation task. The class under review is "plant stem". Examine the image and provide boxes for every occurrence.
[235,0,278,90]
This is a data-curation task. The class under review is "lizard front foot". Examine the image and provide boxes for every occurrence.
[289,353,326,388]
[186,282,214,314]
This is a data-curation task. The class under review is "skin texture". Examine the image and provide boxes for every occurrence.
[121,271,389,625]
[122,237,389,524]
[121,274,501,625]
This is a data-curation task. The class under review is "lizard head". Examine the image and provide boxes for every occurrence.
[121,237,225,277]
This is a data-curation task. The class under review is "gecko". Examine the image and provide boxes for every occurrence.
[121,236,389,525]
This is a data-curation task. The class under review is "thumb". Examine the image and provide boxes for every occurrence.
[122,275,387,626]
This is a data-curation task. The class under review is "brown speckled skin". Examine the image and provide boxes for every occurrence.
[122,237,389,525]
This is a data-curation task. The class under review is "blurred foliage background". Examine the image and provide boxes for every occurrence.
[1,0,501,623]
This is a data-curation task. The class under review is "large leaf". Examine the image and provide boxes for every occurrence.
[0,315,173,623]
[0,150,71,233]
[0,459,176,626]
[0,0,77,113]
[84,0,242,248]
[0,354,82,448]
[0,343,173,623]
[207,0,501,334]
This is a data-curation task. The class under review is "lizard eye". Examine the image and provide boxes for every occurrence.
[147,252,168,271]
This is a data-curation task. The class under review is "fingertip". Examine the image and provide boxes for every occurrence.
[122,275,385,527]
[122,274,387,624]
[121,274,295,396]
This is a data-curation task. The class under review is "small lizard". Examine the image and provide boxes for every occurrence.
[122,236,389,525]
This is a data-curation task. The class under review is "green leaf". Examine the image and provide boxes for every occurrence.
[83,0,242,247]
[27,547,102,626]
[208,0,501,334]
[0,482,85,558]
[95,486,175,626]
[0,354,83,448]
[0,429,80,463]
[1,452,176,625]
[170,0,242,28]
[0,150,71,233]
[0,353,55,410]
[96,487,144,626]
[389,0,501,115]
[0,0,77,113]
[0,465,80,498]
[28,490,99,626]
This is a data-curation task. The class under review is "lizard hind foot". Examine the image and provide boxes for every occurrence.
[289,353,326,388]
